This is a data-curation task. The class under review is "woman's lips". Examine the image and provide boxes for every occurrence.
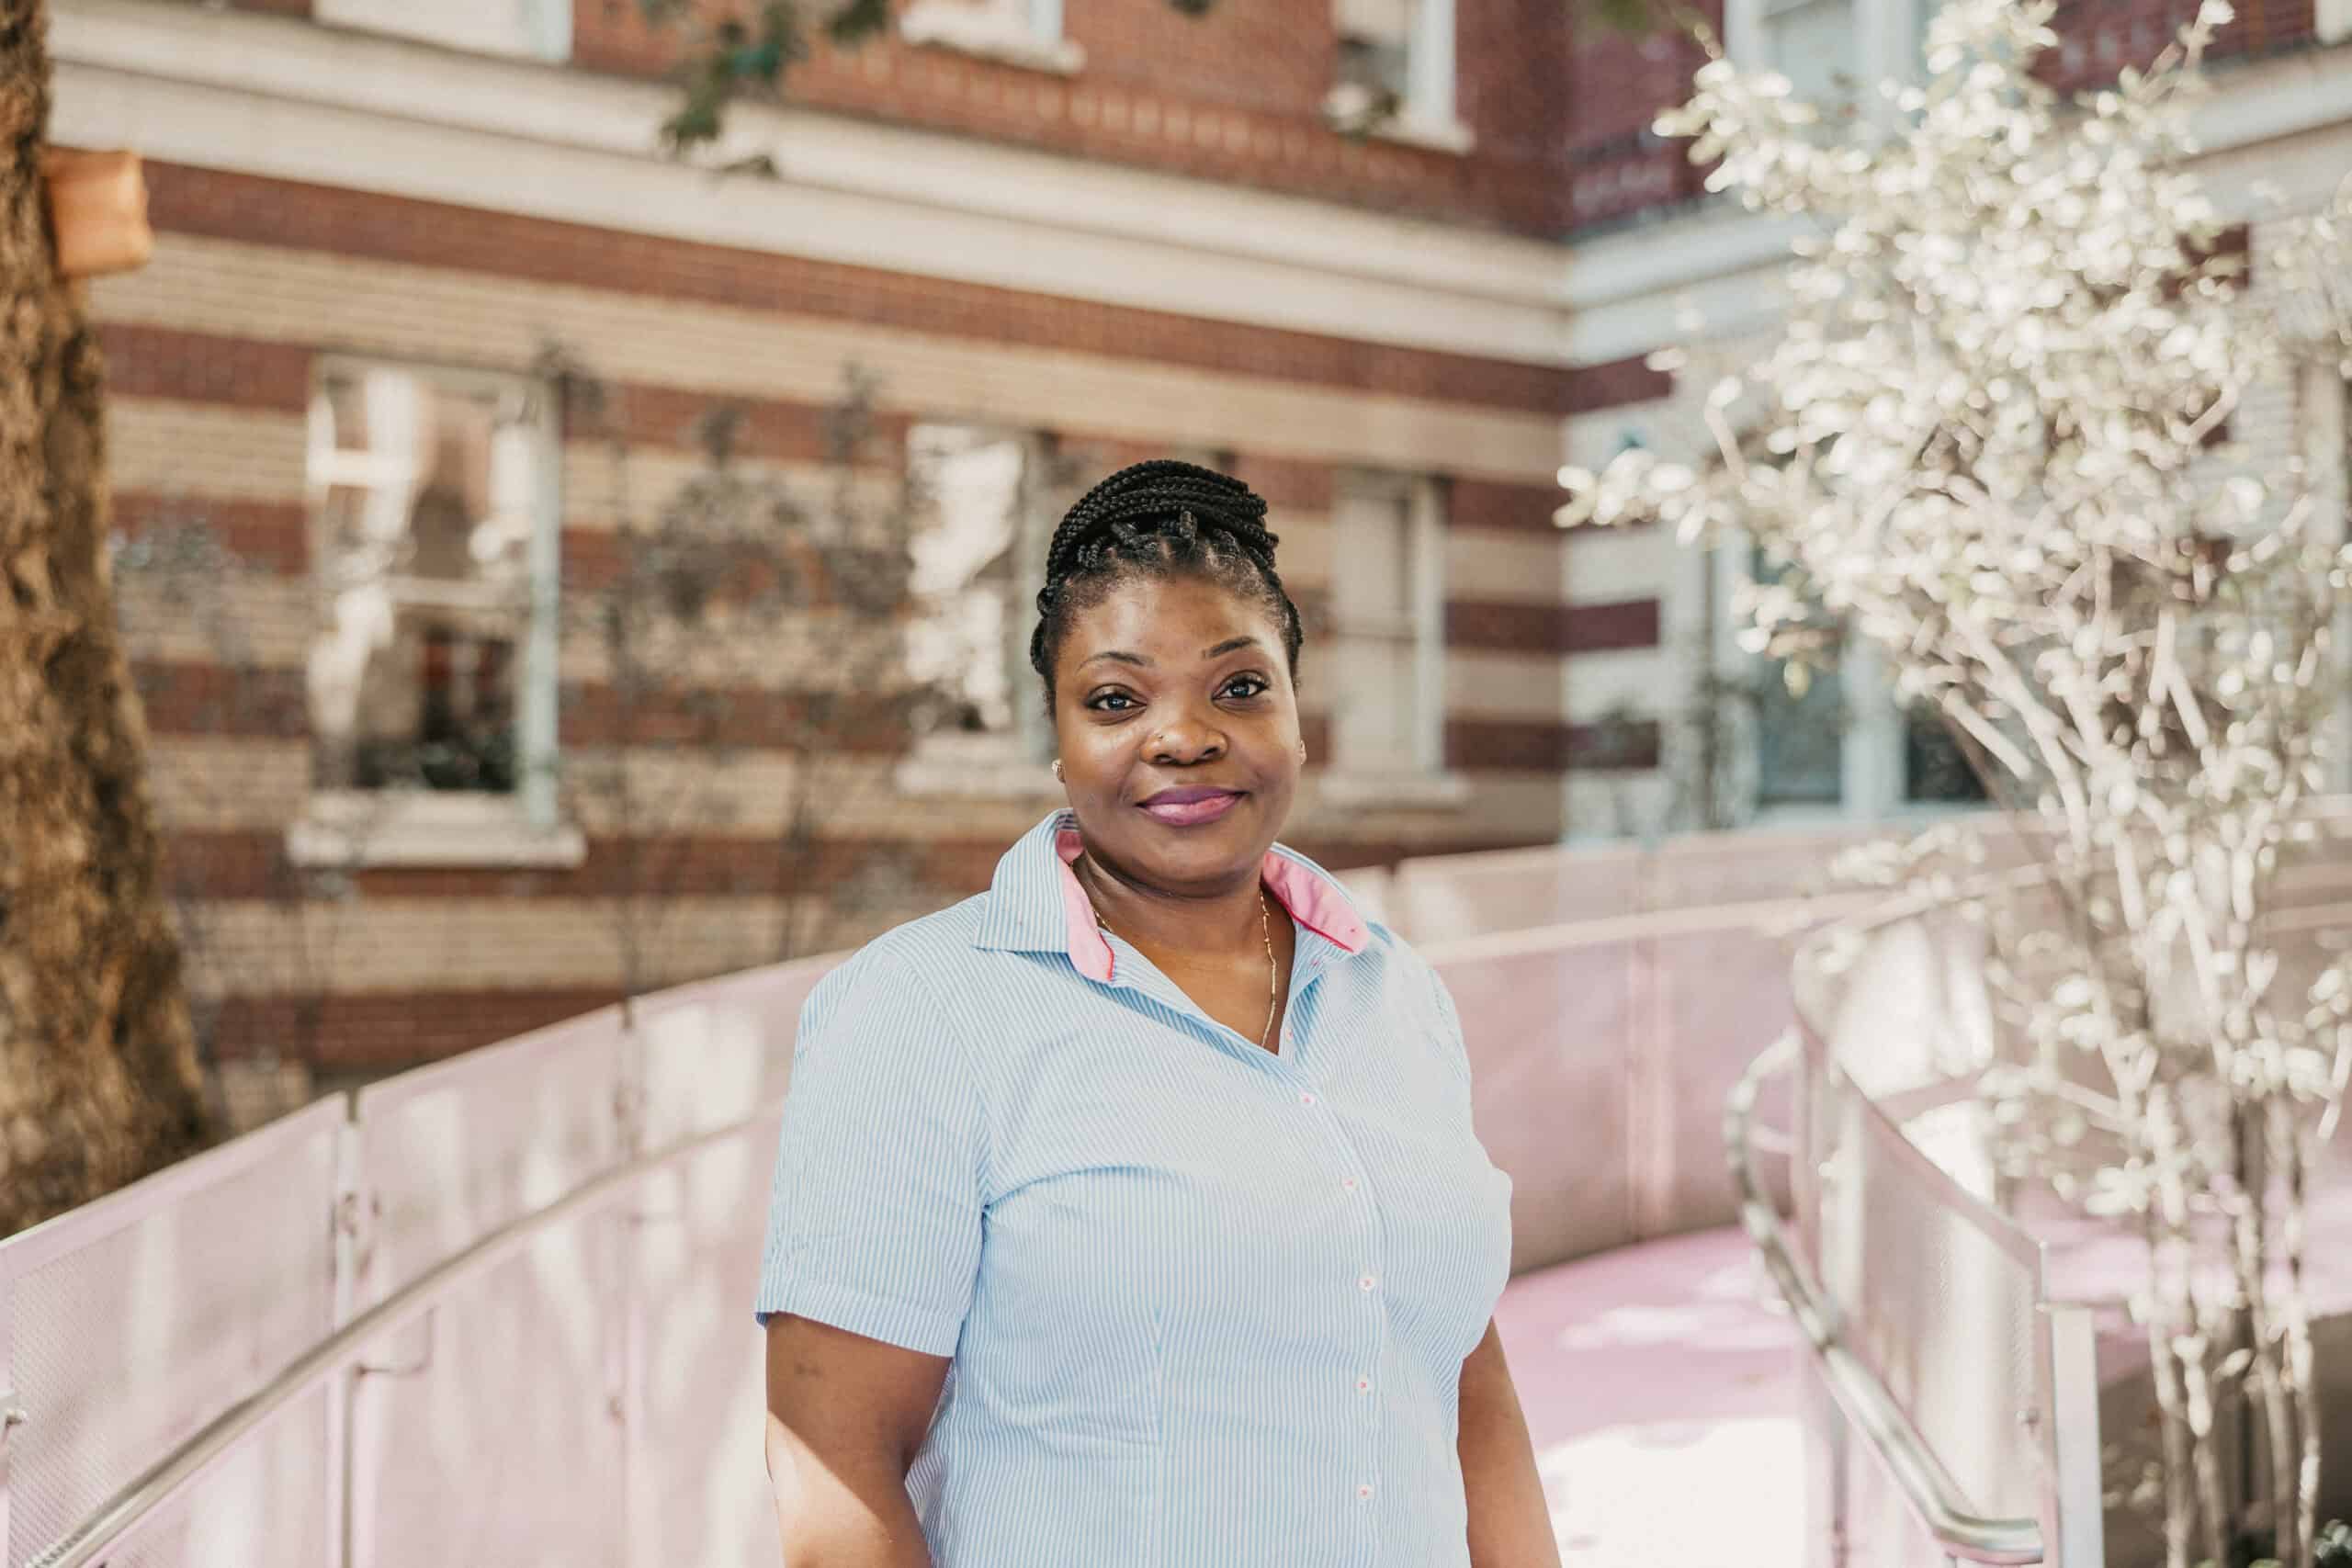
[1138,789,1244,827]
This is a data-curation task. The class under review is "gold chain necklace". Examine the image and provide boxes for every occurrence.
[1088,877,1282,1051]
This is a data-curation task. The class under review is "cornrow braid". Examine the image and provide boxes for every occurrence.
[1029,459,1306,705]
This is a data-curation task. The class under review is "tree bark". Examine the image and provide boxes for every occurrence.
[0,0,213,1237]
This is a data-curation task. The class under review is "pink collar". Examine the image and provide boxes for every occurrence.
[1055,827,1370,983]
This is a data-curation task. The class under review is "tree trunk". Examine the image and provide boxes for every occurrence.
[0,0,213,1237]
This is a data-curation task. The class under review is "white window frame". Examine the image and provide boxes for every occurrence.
[1705,532,1984,829]
[1317,471,1467,807]
[893,424,1062,800]
[288,356,580,870]
[313,0,571,62]
[2318,361,2352,795]
[1326,0,1475,154]
[1723,0,1928,115]
[899,0,1085,74]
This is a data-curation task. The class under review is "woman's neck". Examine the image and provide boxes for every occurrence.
[1071,850,1271,963]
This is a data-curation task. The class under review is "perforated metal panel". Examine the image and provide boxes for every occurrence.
[1437,940,1638,1272]
[1,1100,342,1568]
[1802,911,2048,1531]
[633,956,836,1152]
[347,1214,628,1568]
[354,1009,629,1304]
[347,1019,633,1568]
[626,1115,782,1568]
[97,1387,334,1568]
[1394,842,1649,940]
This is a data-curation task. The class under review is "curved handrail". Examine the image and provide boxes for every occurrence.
[1726,1031,2044,1566]
[27,1108,777,1568]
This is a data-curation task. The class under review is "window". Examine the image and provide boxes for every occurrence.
[1329,472,1447,778]
[1724,0,1931,117]
[900,423,1057,781]
[293,361,575,867]
[1329,0,1470,151]
[1714,538,1985,823]
[314,0,571,62]
[899,0,1083,73]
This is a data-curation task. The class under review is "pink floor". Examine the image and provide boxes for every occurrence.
[1496,1225,1805,1567]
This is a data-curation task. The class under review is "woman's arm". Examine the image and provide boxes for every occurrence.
[1459,1318,1563,1568]
[764,1314,952,1567]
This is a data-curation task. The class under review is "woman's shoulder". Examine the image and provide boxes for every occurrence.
[808,893,996,1002]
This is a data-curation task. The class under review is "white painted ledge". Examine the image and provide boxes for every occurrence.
[891,732,1063,801]
[48,0,1574,367]
[1373,114,1476,157]
[287,789,587,869]
[1313,768,1473,810]
[1559,45,2352,367]
[899,4,1085,74]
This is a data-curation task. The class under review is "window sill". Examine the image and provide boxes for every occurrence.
[1319,87,1477,156]
[899,4,1086,74]
[1371,113,1476,156]
[1312,768,1473,810]
[286,790,587,870]
[891,732,1064,802]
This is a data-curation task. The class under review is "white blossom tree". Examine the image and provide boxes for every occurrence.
[1558,4,2352,1563]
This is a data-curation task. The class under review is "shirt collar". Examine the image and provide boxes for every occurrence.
[972,809,1372,983]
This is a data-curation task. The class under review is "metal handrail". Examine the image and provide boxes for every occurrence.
[26,1108,777,1568]
[1726,1031,2044,1566]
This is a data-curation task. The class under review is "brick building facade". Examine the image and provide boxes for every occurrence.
[48,0,2352,1078]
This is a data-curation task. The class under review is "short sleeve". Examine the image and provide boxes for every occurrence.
[752,945,989,1356]
[1425,964,1475,1095]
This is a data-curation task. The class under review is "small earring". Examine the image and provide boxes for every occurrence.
[1295,739,1307,762]
[1052,758,1064,782]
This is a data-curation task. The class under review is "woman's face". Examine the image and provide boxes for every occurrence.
[1052,573,1302,896]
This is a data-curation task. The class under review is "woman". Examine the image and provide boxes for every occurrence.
[755,461,1557,1567]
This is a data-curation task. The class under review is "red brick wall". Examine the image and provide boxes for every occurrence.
[570,0,1572,234]
[1561,0,2328,234]
[2039,0,2318,91]
[1564,2,1720,233]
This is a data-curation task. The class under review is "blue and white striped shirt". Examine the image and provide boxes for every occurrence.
[756,809,1514,1566]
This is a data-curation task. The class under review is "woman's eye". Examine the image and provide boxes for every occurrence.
[1222,676,1269,700]
[1087,691,1137,712]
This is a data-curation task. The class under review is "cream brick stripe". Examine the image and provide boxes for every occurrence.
[51,2,1575,367]
[120,565,1589,728]
[145,739,1571,839]
[107,398,1571,612]
[89,236,1563,482]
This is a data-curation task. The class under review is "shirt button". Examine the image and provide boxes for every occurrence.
[1356,1376,1372,1393]
[1358,1273,1376,1292]
[1298,1090,1317,1107]
[1341,1176,1359,1193]
[1357,1483,1375,1501]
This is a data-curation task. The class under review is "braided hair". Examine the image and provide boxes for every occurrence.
[1028,459,1306,706]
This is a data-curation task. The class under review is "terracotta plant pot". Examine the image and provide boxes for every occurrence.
[40,148,153,279]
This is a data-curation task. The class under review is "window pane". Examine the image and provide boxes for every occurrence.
[1333,634,1420,773]
[907,425,1028,735]
[1905,709,1988,805]
[308,367,539,795]
[1755,656,1844,806]
[313,0,569,61]
[1334,484,1413,626]
[1765,0,1859,109]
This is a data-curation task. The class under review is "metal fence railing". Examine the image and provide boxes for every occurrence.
[19,816,2343,1563]
[1731,898,2108,1567]
[0,955,841,1568]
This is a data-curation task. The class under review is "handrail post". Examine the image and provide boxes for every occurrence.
[2,1247,18,1559]
[2040,1303,2105,1568]
[1802,1352,1850,1568]
[328,1109,365,1568]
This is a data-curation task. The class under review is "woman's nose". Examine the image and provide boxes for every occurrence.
[1149,710,1227,765]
